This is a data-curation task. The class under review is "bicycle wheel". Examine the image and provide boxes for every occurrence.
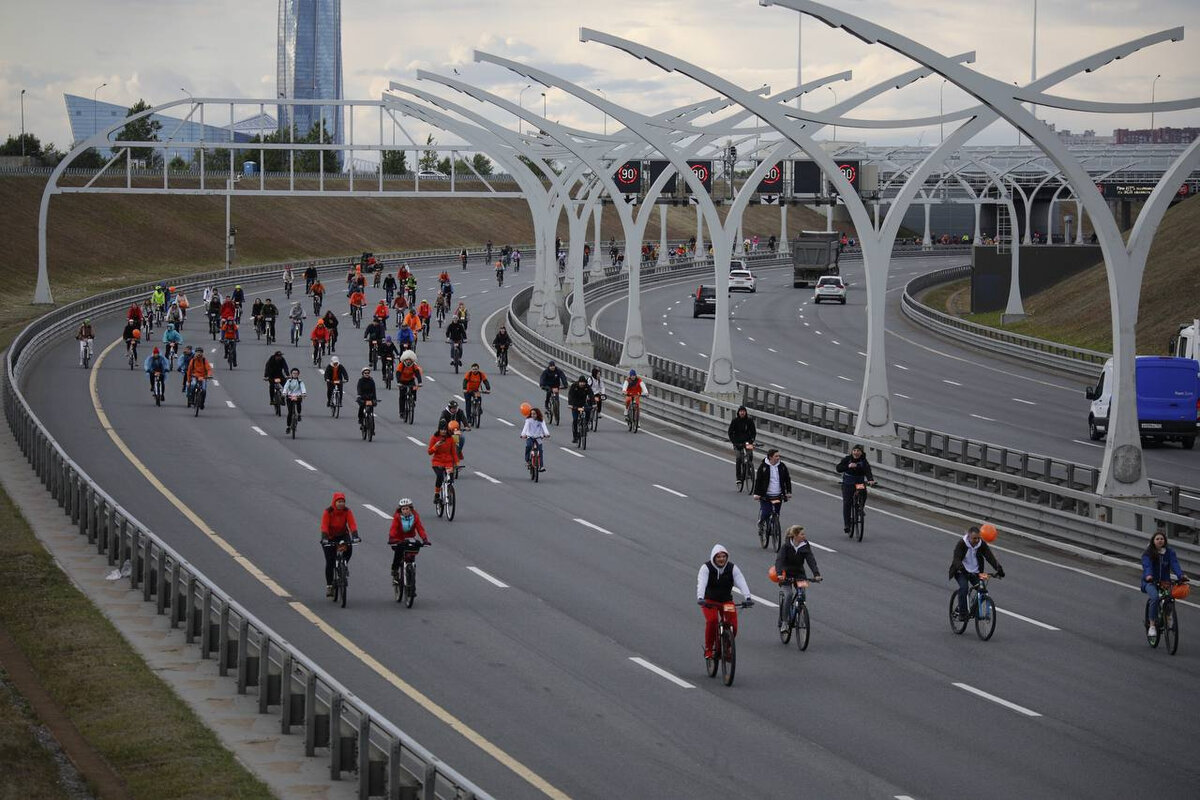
[445,484,456,521]
[758,519,769,550]
[778,593,791,644]
[532,451,540,483]
[434,490,444,518]
[948,591,968,634]
[705,645,718,677]
[333,392,341,419]
[795,603,810,651]
[393,573,403,603]
[736,458,746,493]
[853,499,866,542]
[578,421,588,450]
[1164,603,1179,655]
[631,403,640,433]
[975,596,996,641]
[340,575,347,608]
[404,563,416,608]
[770,515,782,553]
[551,397,560,426]
[361,417,368,440]
[367,414,375,442]
[405,395,416,425]
[720,631,735,686]
[592,399,602,431]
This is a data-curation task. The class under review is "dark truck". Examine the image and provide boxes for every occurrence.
[790,230,840,287]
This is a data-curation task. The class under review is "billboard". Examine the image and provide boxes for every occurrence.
[792,160,860,194]
[613,161,641,194]
[756,161,784,194]
[686,160,712,193]
[646,159,676,194]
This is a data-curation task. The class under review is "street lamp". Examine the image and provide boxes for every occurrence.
[19,89,26,159]
[541,91,547,120]
[827,85,838,141]
[1151,74,1162,136]
[93,82,107,148]
[517,84,532,134]
[596,88,607,136]
[939,79,947,143]
[181,87,194,101]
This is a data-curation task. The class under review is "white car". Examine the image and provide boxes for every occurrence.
[416,169,448,179]
[729,269,757,293]
[813,275,846,304]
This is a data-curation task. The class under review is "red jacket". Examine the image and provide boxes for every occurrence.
[387,509,428,544]
[428,433,460,469]
[320,492,358,540]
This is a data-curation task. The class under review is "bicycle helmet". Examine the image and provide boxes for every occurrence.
[330,355,339,364]
[398,498,413,509]
[361,367,371,375]
[84,318,91,325]
[447,399,458,408]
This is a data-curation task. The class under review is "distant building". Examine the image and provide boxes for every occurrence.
[1047,124,1112,146]
[277,0,343,149]
[1113,127,1199,145]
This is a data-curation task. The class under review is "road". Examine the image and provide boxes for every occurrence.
[20,254,1200,799]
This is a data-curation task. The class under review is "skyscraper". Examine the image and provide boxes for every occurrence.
[277,0,343,150]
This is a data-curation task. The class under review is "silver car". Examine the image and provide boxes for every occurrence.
[813,275,846,304]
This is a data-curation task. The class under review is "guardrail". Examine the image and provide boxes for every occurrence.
[4,252,495,800]
[513,266,1200,572]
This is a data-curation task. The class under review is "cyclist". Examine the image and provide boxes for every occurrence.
[388,499,430,583]
[539,360,568,411]
[391,290,409,324]
[177,345,195,392]
[319,492,360,598]
[288,301,306,341]
[250,297,265,334]
[453,301,470,335]
[349,286,367,325]
[774,525,822,632]
[176,290,190,323]
[402,308,422,343]
[445,314,467,346]
[462,364,491,423]
[283,265,294,296]
[621,369,645,419]
[122,319,142,359]
[521,407,550,470]
[231,284,245,319]
[143,347,169,395]
[696,544,753,662]
[161,322,183,362]
[345,262,358,296]
[263,350,291,404]
[438,269,451,291]
[356,367,378,428]
[304,265,317,295]
[434,292,449,324]
[752,448,792,537]
[416,298,432,337]
[319,310,339,353]
[949,525,1005,622]
[485,239,493,265]
[206,293,222,331]
[396,316,417,353]
[585,367,607,403]
[836,444,876,534]
[396,263,411,285]
[310,319,330,363]
[404,275,417,306]
[151,284,166,316]
[261,297,279,341]
[311,278,326,314]
[728,406,757,479]
[165,300,184,331]
[220,294,237,323]
[495,259,505,285]
[372,299,390,326]
[382,271,398,305]
[75,318,95,366]
[492,325,511,361]
[1142,532,1189,638]
[324,355,349,407]
[441,278,453,305]
[438,399,470,461]
[219,317,239,364]
[395,351,423,417]
[512,248,521,271]
[567,374,593,444]
[427,419,460,505]
[364,316,386,367]
[378,335,399,377]
[283,367,306,434]
[184,347,212,408]
[141,296,156,331]
[126,302,143,330]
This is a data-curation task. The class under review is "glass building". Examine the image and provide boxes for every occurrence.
[277,0,343,149]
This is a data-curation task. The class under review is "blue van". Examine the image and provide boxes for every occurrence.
[1086,356,1200,448]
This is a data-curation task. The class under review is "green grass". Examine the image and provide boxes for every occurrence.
[0,669,71,800]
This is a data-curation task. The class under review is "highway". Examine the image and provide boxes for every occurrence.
[593,255,1200,489]
[21,254,1200,799]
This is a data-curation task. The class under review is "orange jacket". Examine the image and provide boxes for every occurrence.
[186,356,213,381]
[310,325,329,343]
[373,302,388,319]
[404,313,422,333]
[463,370,488,393]
[417,301,431,319]
[320,492,358,539]
[428,432,459,469]
[311,281,325,296]
[349,291,366,308]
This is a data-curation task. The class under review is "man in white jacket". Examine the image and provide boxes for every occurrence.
[696,544,753,662]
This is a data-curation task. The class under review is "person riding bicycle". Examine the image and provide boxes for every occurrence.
[836,444,876,534]
[391,290,409,320]
[396,263,411,285]
[404,275,417,304]
[427,420,460,504]
[949,525,1004,621]
[728,406,758,476]
[438,269,451,290]
[220,316,239,343]
[324,355,348,407]
[539,360,568,410]
[319,310,340,352]
[355,367,378,427]
[462,364,491,421]
[402,308,422,341]
[283,368,306,434]
[310,319,330,362]
[394,315,415,351]
[453,301,469,333]
[263,350,291,404]
[521,407,550,470]
[438,399,470,462]
[206,293,222,326]
[165,300,184,330]
[495,259,505,283]
[231,284,245,314]
[492,325,512,358]
[304,265,317,295]
[75,318,95,365]
[774,525,822,631]
[288,301,305,337]
[250,297,265,332]
[311,278,326,309]
[567,375,593,444]
[126,302,143,330]
[388,498,430,583]
[122,319,142,357]
[621,369,645,419]
[445,316,467,347]
[143,347,169,394]
[696,544,753,662]
[372,299,389,324]
[752,448,792,536]
[349,287,367,322]
[151,284,166,314]
[440,279,453,304]
[161,322,183,360]
[261,298,279,340]
[378,335,399,375]
[177,345,194,391]
[364,316,386,363]
[1142,531,1189,638]
[512,248,521,270]
[320,492,360,598]
[219,295,237,323]
[585,367,608,404]
[382,272,398,304]
[283,265,294,294]
[184,348,212,407]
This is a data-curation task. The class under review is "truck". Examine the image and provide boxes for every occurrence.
[790,230,840,287]
[1085,356,1200,448]
[1169,319,1200,359]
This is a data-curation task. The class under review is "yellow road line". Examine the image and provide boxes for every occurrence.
[89,337,568,799]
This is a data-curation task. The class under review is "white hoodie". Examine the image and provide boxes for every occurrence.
[696,544,751,602]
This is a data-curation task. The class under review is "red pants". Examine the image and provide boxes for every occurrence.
[701,603,739,656]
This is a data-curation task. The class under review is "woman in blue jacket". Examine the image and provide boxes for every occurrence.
[1142,532,1189,638]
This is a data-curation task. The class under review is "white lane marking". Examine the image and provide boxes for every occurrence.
[475,471,502,484]
[740,590,779,608]
[1073,440,1104,449]
[559,447,585,458]
[810,542,837,553]
[406,435,425,446]
[251,426,268,436]
[294,459,317,472]
[225,400,237,408]
[770,382,787,390]
[952,683,1041,717]
[837,375,853,382]
[814,330,823,336]
[574,518,614,536]
[858,351,868,357]
[426,376,437,382]
[667,331,674,336]
[736,326,742,331]
[480,289,489,294]
[895,392,911,399]
[629,657,694,689]
[803,322,810,327]
[828,402,848,409]
[662,322,668,327]
[970,414,996,422]
[496,417,515,427]
[896,795,917,799]
[362,503,391,520]
[747,336,756,342]
[653,484,688,498]
[796,359,808,366]
[767,347,778,353]
[998,609,1060,631]
[210,378,221,386]
[886,326,1076,392]
[831,340,841,346]
[467,567,509,588]
[894,364,909,371]
[1013,398,1037,405]
[697,352,708,358]
[942,379,963,387]
[678,341,687,347]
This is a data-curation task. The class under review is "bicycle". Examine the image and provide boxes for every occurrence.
[702,600,752,687]
[496,345,508,376]
[496,269,504,288]
[270,379,284,417]
[466,390,487,429]
[397,383,417,424]
[848,482,872,542]
[127,341,138,370]
[434,469,457,520]
[626,395,641,433]
[223,339,238,370]
[330,542,351,608]
[208,312,219,340]
[151,370,165,407]
[392,540,426,608]
[435,303,446,328]
[527,439,545,482]
[286,398,301,439]
[312,293,323,316]
[758,498,783,552]
[777,576,820,650]
[382,356,394,390]
[78,339,94,369]
[449,341,463,374]
[290,319,303,347]
[735,442,756,492]
[573,405,590,450]
[420,317,429,342]
[1146,580,1189,655]
[350,305,363,328]
[233,302,243,325]
[591,393,605,431]
[360,399,376,442]
[329,383,343,418]
[254,315,265,340]
[188,379,207,417]
[284,279,293,300]
[544,388,561,426]
[264,317,276,344]
[949,573,1000,641]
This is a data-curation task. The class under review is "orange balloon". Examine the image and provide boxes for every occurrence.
[448,420,460,432]
[980,523,998,542]
[132,329,142,340]
[520,402,532,418]
[768,566,780,584]
[1171,583,1191,600]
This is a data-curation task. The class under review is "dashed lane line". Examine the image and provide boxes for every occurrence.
[653,484,688,498]
[943,379,963,387]
[952,683,1041,718]
[251,426,268,436]
[225,400,236,408]
[769,383,787,390]
[970,414,996,422]
[894,364,908,371]
[837,375,853,382]
[628,657,694,689]
[1073,440,1104,449]
[574,518,614,535]
[998,609,1060,631]
[294,459,317,471]
[1012,398,1037,405]
[467,567,509,588]
[362,503,391,519]
[496,418,515,427]
[474,471,502,484]
[406,435,425,447]
[895,393,911,399]
[559,447,585,458]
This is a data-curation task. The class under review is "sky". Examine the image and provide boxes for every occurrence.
[1,0,1198,154]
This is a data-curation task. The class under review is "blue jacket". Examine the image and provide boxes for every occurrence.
[1142,547,1186,593]
[144,354,168,374]
[162,328,182,345]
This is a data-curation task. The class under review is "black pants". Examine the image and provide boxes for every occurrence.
[390,542,420,573]
[321,538,353,585]
[287,398,302,426]
[841,483,857,529]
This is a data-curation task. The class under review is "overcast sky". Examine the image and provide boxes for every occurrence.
[2,0,1198,152]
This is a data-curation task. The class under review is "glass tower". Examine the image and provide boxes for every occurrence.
[277,0,343,148]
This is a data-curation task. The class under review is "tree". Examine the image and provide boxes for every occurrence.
[295,121,340,174]
[418,133,439,172]
[41,142,66,166]
[201,148,231,172]
[167,155,189,172]
[381,149,407,175]
[0,133,42,158]
[437,156,452,176]
[113,99,162,166]
[71,148,105,169]
[245,129,289,172]
[471,153,494,176]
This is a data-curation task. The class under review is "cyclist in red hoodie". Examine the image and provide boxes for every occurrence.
[387,499,430,583]
[320,492,360,597]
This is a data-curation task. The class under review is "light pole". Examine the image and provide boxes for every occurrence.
[1030,0,1038,119]
[596,88,607,136]
[1151,74,1162,136]
[225,176,240,270]
[93,82,107,149]
[827,85,838,141]
[19,89,26,159]
[541,91,547,120]
[939,79,947,143]
[181,87,193,101]
[517,84,532,134]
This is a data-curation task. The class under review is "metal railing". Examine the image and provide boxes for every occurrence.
[4,251,495,800]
